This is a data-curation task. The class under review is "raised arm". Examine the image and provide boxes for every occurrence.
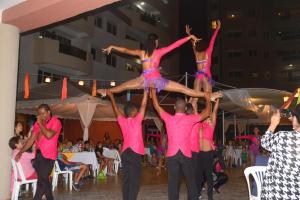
[102,45,142,57]
[199,92,211,121]
[185,25,198,55]
[139,91,148,117]
[106,90,123,117]
[211,98,220,124]
[261,110,281,152]
[15,132,37,161]
[158,35,199,56]
[207,20,221,55]
[151,88,166,116]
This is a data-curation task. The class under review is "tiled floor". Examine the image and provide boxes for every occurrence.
[21,167,248,200]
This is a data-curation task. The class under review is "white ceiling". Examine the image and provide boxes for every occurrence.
[0,0,26,11]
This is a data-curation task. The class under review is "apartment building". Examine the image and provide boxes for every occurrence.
[17,0,179,92]
[206,0,300,90]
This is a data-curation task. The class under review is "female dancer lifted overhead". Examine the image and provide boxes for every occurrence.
[98,33,221,99]
[185,20,221,102]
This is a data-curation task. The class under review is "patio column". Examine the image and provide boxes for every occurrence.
[0,23,20,200]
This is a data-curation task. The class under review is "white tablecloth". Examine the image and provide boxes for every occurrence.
[63,152,99,173]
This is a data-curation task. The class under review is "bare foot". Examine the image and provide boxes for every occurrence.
[97,89,107,97]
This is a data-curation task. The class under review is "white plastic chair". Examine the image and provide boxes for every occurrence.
[52,160,73,191]
[11,159,37,200]
[112,150,121,174]
[244,166,267,200]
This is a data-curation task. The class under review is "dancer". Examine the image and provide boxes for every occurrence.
[99,33,221,99]
[198,98,219,200]
[185,102,201,197]
[186,21,221,103]
[107,90,147,200]
[235,126,261,166]
[151,87,211,200]
[15,104,62,200]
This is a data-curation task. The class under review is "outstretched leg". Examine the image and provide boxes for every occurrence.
[189,78,204,104]
[164,80,205,97]
[202,78,212,93]
[97,76,144,95]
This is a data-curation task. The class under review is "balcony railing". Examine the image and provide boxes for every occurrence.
[59,43,87,61]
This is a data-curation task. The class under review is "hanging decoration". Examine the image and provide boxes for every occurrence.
[61,77,68,100]
[92,80,97,97]
[24,73,30,99]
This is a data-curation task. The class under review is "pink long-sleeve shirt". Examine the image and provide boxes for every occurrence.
[32,116,62,160]
[161,111,200,158]
[117,113,145,155]
[143,36,190,79]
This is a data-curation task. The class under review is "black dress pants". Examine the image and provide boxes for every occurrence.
[121,148,142,200]
[198,151,214,200]
[33,150,55,200]
[166,151,197,200]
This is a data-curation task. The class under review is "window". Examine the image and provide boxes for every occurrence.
[263,32,270,40]
[263,51,270,58]
[95,16,102,28]
[37,70,62,83]
[248,9,256,17]
[227,31,242,38]
[126,63,134,72]
[277,10,290,20]
[249,49,257,56]
[226,10,241,19]
[210,2,218,11]
[229,70,244,78]
[227,51,243,58]
[248,30,256,37]
[106,54,117,67]
[264,71,271,79]
[250,71,259,78]
[107,22,117,35]
[125,34,138,41]
[91,47,96,60]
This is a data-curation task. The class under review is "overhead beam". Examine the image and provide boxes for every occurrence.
[2,0,120,32]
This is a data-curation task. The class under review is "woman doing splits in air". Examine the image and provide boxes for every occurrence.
[99,33,221,99]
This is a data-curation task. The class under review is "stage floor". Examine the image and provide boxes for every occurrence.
[22,166,248,200]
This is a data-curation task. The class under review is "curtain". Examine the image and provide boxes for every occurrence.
[76,102,97,141]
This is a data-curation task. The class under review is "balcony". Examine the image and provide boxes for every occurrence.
[53,17,94,39]
[33,37,92,75]
[121,38,140,49]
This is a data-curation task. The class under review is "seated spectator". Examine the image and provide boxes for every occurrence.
[63,141,73,152]
[95,142,106,172]
[9,136,37,193]
[83,140,94,152]
[72,138,83,152]
[57,152,89,191]
[102,146,116,176]
[213,153,228,193]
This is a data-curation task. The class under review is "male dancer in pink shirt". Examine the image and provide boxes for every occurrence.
[151,88,211,200]
[15,104,62,200]
[106,90,147,200]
